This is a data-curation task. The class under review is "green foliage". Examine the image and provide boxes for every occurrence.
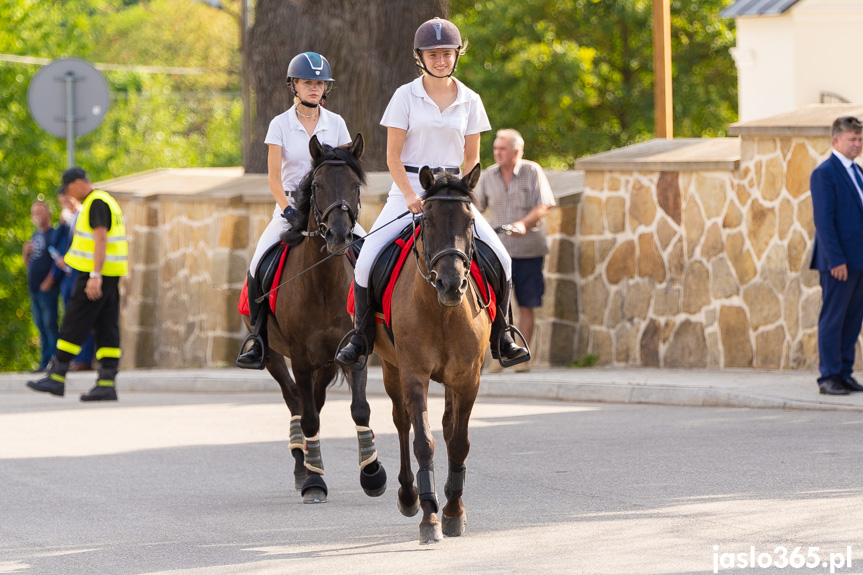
[0,0,241,371]
[570,354,599,368]
[452,0,738,168]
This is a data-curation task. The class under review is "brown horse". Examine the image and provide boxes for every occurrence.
[254,134,386,503]
[372,164,490,543]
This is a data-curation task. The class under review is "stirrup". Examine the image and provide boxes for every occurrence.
[496,325,531,368]
[335,330,369,371]
[236,334,266,369]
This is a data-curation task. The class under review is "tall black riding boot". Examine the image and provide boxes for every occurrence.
[237,272,268,369]
[335,282,375,371]
[490,280,530,367]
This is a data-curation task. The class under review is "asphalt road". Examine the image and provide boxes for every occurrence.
[2,390,863,575]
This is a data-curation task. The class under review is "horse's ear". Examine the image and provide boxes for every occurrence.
[349,133,364,160]
[419,166,435,191]
[309,135,324,161]
[462,163,482,190]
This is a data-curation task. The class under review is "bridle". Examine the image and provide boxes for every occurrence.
[303,159,361,239]
[412,193,475,286]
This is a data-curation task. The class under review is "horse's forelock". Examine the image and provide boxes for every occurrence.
[423,174,477,204]
[282,143,366,245]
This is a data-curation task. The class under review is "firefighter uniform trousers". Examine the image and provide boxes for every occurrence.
[56,273,122,385]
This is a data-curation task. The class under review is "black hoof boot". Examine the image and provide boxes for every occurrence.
[360,461,387,497]
[301,473,328,504]
[236,335,266,370]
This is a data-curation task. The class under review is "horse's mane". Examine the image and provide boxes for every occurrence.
[281,144,367,245]
[422,173,477,204]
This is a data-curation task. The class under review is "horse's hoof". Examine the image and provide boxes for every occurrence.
[419,523,443,545]
[442,511,467,537]
[293,470,307,491]
[301,474,328,504]
[360,462,387,497]
[398,496,420,518]
[302,487,327,504]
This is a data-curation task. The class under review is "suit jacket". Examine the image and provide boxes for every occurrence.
[809,152,863,271]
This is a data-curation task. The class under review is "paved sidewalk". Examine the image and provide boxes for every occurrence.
[4,365,863,412]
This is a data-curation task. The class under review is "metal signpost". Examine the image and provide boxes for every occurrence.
[27,58,110,168]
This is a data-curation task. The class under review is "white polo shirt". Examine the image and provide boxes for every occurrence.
[381,76,491,193]
[265,105,351,193]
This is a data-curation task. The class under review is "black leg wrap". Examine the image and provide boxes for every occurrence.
[416,464,439,514]
[444,461,466,501]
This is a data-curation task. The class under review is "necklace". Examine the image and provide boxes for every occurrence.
[296,106,319,119]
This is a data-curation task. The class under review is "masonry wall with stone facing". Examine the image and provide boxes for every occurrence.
[573,104,863,370]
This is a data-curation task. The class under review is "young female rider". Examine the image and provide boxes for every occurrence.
[237,52,353,369]
[336,18,529,369]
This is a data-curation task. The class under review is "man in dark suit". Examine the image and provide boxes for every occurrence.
[810,116,863,395]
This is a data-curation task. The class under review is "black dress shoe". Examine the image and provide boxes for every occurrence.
[26,376,65,397]
[819,376,850,396]
[841,376,863,392]
[80,384,118,402]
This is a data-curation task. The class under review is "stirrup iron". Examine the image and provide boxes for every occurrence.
[496,324,531,368]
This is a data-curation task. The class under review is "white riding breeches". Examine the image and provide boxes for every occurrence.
[249,202,366,277]
[353,182,512,288]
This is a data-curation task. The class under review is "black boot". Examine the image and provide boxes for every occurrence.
[335,283,375,371]
[26,358,69,397]
[82,365,119,401]
[237,272,268,369]
[490,280,530,367]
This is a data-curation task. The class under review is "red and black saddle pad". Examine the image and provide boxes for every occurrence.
[347,223,500,342]
[238,242,290,316]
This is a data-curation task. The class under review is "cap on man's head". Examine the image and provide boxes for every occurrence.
[57,167,87,194]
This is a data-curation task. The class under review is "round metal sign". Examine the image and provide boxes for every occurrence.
[27,58,110,138]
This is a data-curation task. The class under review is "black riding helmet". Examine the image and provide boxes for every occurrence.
[286,52,334,108]
[414,17,462,78]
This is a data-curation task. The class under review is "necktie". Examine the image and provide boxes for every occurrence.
[852,163,863,192]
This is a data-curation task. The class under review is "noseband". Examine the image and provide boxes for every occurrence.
[305,159,360,238]
[412,194,475,286]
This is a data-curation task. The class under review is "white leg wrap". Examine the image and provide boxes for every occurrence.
[356,425,379,470]
[303,434,324,475]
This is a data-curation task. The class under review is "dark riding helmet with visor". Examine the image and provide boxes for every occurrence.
[286,52,334,108]
[414,17,462,78]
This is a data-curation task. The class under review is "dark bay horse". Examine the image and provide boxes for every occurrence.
[372,164,490,543]
[254,134,386,503]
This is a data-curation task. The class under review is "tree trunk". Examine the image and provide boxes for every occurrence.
[246,0,450,173]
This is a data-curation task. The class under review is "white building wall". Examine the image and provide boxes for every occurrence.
[731,0,863,122]
[732,16,795,122]
[792,1,863,108]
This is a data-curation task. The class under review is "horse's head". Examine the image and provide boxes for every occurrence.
[305,134,366,253]
[418,163,481,307]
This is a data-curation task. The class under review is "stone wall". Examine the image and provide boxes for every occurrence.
[573,104,863,369]
[108,168,582,368]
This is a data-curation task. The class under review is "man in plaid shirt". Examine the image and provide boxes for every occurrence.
[474,129,556,371]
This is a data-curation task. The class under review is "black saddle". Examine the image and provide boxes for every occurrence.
[252,242,287,300]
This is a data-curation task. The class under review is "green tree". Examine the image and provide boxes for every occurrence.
[0,0,241,371]
[451,0,737,168]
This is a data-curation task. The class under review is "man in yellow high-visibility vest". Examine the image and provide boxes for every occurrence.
[27,167,128,401]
